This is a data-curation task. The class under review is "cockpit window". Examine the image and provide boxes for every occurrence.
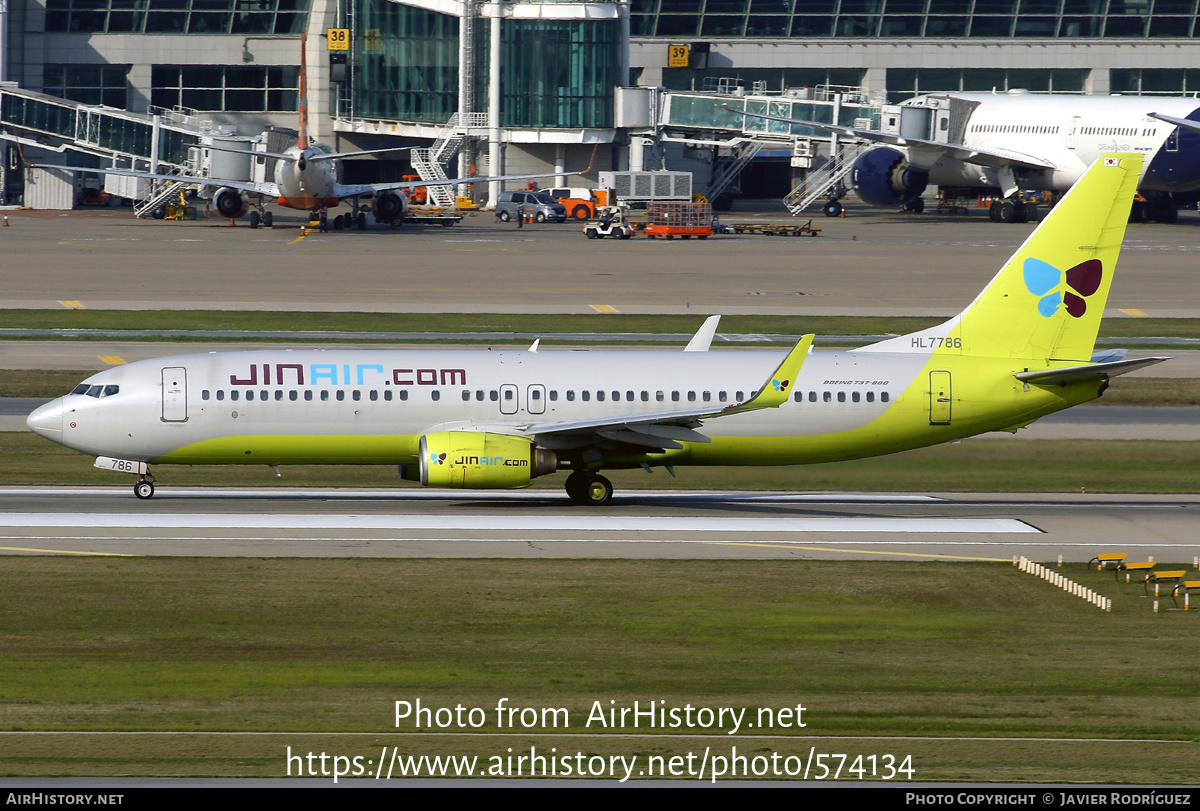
[72,383,119,398]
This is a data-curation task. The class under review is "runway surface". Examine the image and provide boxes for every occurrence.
[1,487,1195,562]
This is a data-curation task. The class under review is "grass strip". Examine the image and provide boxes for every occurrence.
[2,433,1198,492]
[0,558,1197,782]
[2,310,1199,341]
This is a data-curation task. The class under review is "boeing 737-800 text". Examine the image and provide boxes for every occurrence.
[26,153,1164,505]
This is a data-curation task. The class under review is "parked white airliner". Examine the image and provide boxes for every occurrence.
[743,91,1200,223]
[27,154,1165,505]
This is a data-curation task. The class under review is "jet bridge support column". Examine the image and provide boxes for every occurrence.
[487,1,503,208]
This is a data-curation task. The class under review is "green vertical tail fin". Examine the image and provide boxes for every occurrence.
[948,153,1142,363]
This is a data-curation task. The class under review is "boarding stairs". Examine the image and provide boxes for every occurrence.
[705,139,764,203]
[411,112,489,209]
[133,175,188,218]
[132,155,202,218]
[784,142,868,215]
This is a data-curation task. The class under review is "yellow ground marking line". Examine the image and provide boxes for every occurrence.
[58,300,85,309]
[712,542,1008,562]
[97,355,126,365]
[590,304,619,313]
[287,232,307,245]
[1118,308,1148,317]
[0,546,137,557]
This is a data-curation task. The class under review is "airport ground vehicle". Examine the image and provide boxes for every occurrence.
[642,201,714,240]
[583,205,632,239]
[495,190,567,223]
[546,187,611,220]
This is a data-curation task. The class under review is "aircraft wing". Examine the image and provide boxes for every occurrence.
[1149,112,1200,136]
[1013,356,1169,385]
[335,169,592,198]
[31,163,282,197]
[724,106,1057,171]
[203,144,414,162]
[523,335,814,448]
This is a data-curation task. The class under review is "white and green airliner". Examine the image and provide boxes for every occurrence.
[27,153,1165,505]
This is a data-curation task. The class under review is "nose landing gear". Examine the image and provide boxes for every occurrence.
[133,473,156,500]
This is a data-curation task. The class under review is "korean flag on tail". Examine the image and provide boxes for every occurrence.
[1103,156,1119,167]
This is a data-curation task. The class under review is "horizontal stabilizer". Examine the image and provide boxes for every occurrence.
[1014,356,1169,385]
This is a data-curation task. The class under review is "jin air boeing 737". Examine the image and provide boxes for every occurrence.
[26,153,1165,505]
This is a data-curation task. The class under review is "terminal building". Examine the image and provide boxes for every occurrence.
[2,0,1199,206]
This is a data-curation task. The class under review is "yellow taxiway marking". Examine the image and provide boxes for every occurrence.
[590,304,619,313]
[0,546,137,557]
[1118,308,1148,317]
[287,231,308,245]
[712,542,1008,562]
[97,355,127,365]
[58,300,85,309]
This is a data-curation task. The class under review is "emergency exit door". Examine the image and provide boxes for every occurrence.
[929,371,951,425]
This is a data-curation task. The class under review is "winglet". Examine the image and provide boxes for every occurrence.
[725,334,814,413]
[683,315,721,352]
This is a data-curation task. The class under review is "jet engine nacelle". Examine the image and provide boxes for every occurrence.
[213,187,249,219]
[372,191,406,224]
[851,146,929,206]
[416,431,557,489]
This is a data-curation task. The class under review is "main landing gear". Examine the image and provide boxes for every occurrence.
[564,471,613,506]
[988,198,1037,224]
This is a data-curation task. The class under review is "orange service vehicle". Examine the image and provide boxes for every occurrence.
[545,187,611,220]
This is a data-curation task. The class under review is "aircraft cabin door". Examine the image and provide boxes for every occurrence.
[499,384,519,415]
[929,371,952,426]
[1067,116,1081,150]
[161,367,188,422]
[527,384,546,415]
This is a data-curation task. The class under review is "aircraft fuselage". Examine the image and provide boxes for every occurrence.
[906,93,1200,193]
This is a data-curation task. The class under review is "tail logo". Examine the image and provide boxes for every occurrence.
[772,378,790,392]
[1023,258,1103,319]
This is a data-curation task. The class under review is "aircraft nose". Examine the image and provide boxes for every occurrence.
[26,398,64,440]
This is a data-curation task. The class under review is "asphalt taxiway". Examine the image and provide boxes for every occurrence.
[1,488,1195,563]
[4,206,1200,317]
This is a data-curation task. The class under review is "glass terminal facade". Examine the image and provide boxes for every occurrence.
[349,0,620,128]
[630,0,1199,39]
[43,0,311,35]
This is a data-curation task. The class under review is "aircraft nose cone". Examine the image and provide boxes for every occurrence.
[27,398,64,440]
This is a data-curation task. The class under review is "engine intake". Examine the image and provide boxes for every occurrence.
[372,191,405,223]
[213,187,248,219]
[851,147,929,207]
[418,431,557,489]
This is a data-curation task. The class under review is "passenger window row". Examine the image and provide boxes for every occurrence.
[792,390,890,404]
[199,388,761,405]
[203,389,412,402]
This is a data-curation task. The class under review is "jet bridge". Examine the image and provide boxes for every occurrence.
[624,84,883,212]
[0,83,206,206]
